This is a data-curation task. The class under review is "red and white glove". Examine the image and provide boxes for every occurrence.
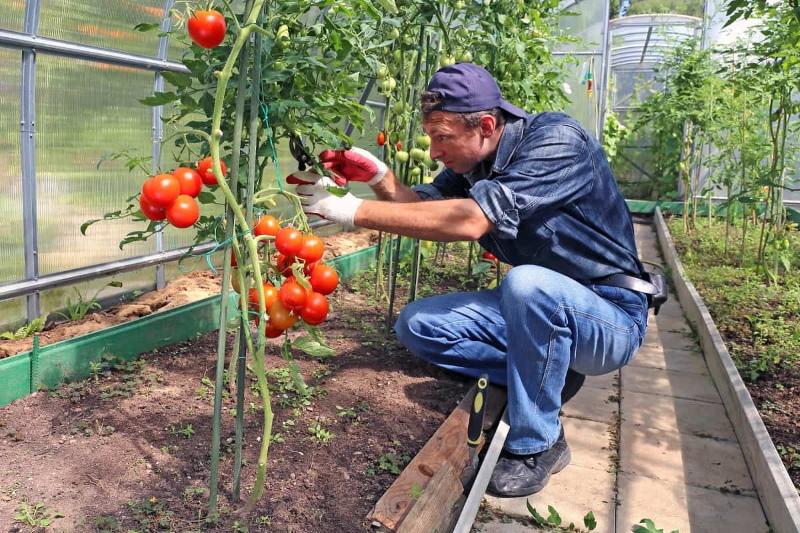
[319,147,388,186]
[288,171,363,229]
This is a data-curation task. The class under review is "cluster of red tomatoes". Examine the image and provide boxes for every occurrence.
[139,157,227,228]
[232,215,340,338]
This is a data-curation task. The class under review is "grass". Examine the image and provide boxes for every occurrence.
[668,217,800,381]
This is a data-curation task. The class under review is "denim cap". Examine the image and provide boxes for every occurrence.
[425,63,526,118]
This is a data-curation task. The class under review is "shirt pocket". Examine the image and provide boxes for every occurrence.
[489,220,554,265]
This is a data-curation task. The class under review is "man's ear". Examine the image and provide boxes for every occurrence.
[479,114,497,137]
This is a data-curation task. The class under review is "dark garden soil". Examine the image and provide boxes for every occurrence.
[0,237,475,533]
[667,218,800,493]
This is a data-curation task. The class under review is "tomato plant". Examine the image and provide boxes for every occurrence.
[309,264,339,295]
[187,10,227,49]
[165,194,200,228]
[172,167,203,197]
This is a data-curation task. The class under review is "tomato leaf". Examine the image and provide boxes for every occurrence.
[162,71,192,88]
[292,335,336,359]
[197,191,217,204]
[133,23,160,32]
[325,185,350,198]
[139,91,179,106]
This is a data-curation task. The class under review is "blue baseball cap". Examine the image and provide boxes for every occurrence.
[425,63,526,118]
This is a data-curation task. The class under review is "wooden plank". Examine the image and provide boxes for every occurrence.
[395,461,464,533]
[367,384,506,531]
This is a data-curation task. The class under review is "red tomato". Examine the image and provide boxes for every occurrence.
[309,264,339,295]
[275,253,295,277]
[279,278,308,311]
[196,156,227,186]
[301,292,329,325]
[265,322,283,338]
[142,173,181,208]
[249,283,279,310]
[254,215,281,237]
[187,10,227,49]
[230,253,237,267]
[165,194,200,228]
[395,141,402,150]
[377,131,386,146]
[139,194,166,221]
[298,235,324,264]
[481,251,498,262]
[172,167,203,197]
[275,227,303,256]
[303,261,318,276]
[269,300,297,330]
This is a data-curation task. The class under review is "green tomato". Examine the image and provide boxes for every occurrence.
[395,150,410,163]
[439,55,456,68]
[410,167,422,177]
[273,60,287,71]
[388,28,401,40]
[387,77,397,91]
[415,134,431,149]
[409,148,426,162]
[422,151,433,164]
[376,65,389,79]
[457,50,473,63]
[454,0,465,8]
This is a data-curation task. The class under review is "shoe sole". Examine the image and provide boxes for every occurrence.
[487,446,572,498]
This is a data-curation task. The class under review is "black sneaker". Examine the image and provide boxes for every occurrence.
[486,429,571,497]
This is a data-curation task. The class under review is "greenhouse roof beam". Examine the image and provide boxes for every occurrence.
[0,29,189,74]
[640,26,653,63]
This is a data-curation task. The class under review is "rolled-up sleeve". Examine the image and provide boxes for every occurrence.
[471,124,593,240]
[412,168,469,200]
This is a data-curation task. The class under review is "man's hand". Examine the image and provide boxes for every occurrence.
[319,147,388,186]
[289,171,364,229]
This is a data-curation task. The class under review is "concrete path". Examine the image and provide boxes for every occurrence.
[473,222,770,533]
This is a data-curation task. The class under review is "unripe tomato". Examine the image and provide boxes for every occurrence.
[279,278,308,311]
[377,131,386,146]
[439,55,456,68]
[254,214,281,237]
[388,28,400,40]
[139,194,166,221]
[172,167,203,197]
[196,156,227,186]
[376,65,389,79]
[409,148,426,162]
[268,300,297,331]
[275,227,304,256]
[187,10,226,49]
[454,0,465,8]
[415,134,431,149]
[166,194,200,228]
[275,253,295,277]
[457,50,473,63]
[410,167,422,178]
[298,235,325,264]
[142,174,181,208]
[230,268,241,294]
[395,150,409,163]
[309,264,339,295]
[301,292,329,325]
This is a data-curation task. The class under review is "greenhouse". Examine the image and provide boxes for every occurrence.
[0,0,798,531]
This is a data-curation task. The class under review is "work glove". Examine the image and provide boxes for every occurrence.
[319,147,388,186]
[288,171,364,229]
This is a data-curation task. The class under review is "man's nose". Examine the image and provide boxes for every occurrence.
[429,143,444,161]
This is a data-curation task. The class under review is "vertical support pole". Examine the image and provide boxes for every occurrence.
[30,334,40,392]
[152,0,176,290]
[597,0,612,142]
[20,0,42,321]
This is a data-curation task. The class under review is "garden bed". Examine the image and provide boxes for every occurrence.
[664,216,799,494]
[0,242,478,532]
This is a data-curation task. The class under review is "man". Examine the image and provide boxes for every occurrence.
[292,63,649,497]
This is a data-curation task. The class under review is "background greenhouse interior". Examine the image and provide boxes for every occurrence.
[0,0,794,330]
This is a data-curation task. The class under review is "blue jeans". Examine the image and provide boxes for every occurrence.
[395,265,649,455]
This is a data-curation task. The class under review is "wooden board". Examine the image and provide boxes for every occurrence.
[367,384,506,531]
[395,461,464,533]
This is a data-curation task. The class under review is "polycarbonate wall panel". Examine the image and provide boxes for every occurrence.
[1,0,25,32]
[612,68,657,109]
[38,0,165,56]
[0,297,26,331]
[35,54,155,274]
[0,48,24,284]
[558,0,605,51]
[562,56,601,138]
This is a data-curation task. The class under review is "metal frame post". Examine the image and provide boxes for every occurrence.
[20,0,42,321]
[597,0,612,142]
[152,0,176,290]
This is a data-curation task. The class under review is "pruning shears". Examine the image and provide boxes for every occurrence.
[287,133,348,188]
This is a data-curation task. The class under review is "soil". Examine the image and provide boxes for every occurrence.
[0,237,471,532]
[0,228,379,359]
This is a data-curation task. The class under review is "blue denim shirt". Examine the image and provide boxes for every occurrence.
[413,112,644,282]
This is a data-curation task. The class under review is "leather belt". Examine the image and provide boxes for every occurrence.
[592,273,660,295]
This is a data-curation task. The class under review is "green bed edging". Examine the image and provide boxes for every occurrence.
[0,241,394,408]
[626,199,800,223]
